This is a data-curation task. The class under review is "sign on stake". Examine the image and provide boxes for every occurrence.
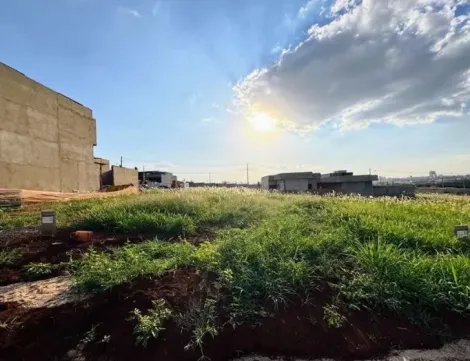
[41,210,56,237]
[454,225,469,240]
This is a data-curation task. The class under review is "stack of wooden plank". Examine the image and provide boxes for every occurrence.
[0,189,22,208]
[0,186,138,207]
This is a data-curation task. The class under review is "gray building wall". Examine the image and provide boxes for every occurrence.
[283,178,309,191]
[373,185,416,197]
[341,181,374,196]
[160,173,174,188]
[0,63,99,192]
[261,171,378,196]
[111,166,138,186]
[261,175,273,190]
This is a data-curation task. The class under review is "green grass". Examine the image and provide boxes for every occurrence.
[0,189,274,235]
[3,189,470,347]
[0,249,21,266]
[71,240,195,293]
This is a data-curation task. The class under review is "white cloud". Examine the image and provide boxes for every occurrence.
[271,44,283,54]
[234,0,470,132]
[298,0,317,18]
[299,0,327,19]
[117,6,142,18]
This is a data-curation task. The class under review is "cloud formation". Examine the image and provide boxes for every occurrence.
[117,6,142,18]
[234,0,470,131]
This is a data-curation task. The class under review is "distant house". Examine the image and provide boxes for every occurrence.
[261,170,378,196]
[138,171,176,188]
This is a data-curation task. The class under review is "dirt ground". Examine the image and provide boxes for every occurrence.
[236,338,470,360]
[1,267,470,361]
[1,227,469,361]
[0,228,213,285]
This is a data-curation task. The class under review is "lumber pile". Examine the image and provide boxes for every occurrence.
[0,186,138,207]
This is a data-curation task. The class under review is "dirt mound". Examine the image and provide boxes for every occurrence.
[0,228,214,286]
[0,230,150,286]
[1,268,469,361]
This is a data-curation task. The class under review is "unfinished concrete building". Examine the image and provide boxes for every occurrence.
[138,170,176,188]
[0,62,104,192]
[261,170,378,196]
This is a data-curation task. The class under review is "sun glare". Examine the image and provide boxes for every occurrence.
[249,113,276,132]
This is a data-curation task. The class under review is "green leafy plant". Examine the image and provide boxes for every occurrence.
[130,299,172,347]
[323,303,345,328]
[23,262,53,281]
[0,249,21,267]
[175,298,219,357]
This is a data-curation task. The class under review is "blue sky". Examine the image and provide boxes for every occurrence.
[1,0,469,182]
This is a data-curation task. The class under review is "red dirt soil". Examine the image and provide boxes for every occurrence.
[0,230,213,286]
[1,268,469,361]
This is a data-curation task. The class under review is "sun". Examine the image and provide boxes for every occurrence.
[249,113,277,132]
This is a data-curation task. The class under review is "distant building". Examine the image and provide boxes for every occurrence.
[261,170,378,196]
[138,170,176,188]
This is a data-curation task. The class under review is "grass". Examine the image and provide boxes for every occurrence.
[0,189,274,235]
[71,240,195,293]
[3,189,470,348]
[0,249,21,266]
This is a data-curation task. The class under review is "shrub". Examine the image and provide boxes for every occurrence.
[23,262,54,281]
[130,299,172,347]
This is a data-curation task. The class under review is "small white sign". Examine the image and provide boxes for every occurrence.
[42,216,54,224]
[457,230,468,239]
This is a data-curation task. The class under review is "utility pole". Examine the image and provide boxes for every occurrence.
[246,164,249,185]
[120,156,123,167]
[369,168,371,176]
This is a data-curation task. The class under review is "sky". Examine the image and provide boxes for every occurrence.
[1,0,469,182]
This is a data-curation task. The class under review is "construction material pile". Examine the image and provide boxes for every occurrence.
[0,186,138,207]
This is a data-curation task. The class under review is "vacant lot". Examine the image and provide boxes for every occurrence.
[1,189,470,361]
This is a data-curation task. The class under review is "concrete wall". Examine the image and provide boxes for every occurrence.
[111,166,138,186]
[94,158,110,175]
[284,178,309,191]
[373,186,416,197]
[261,176,274,190]
[0,63,99,192]
[160,173,174,188]
[341,181,374,196]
